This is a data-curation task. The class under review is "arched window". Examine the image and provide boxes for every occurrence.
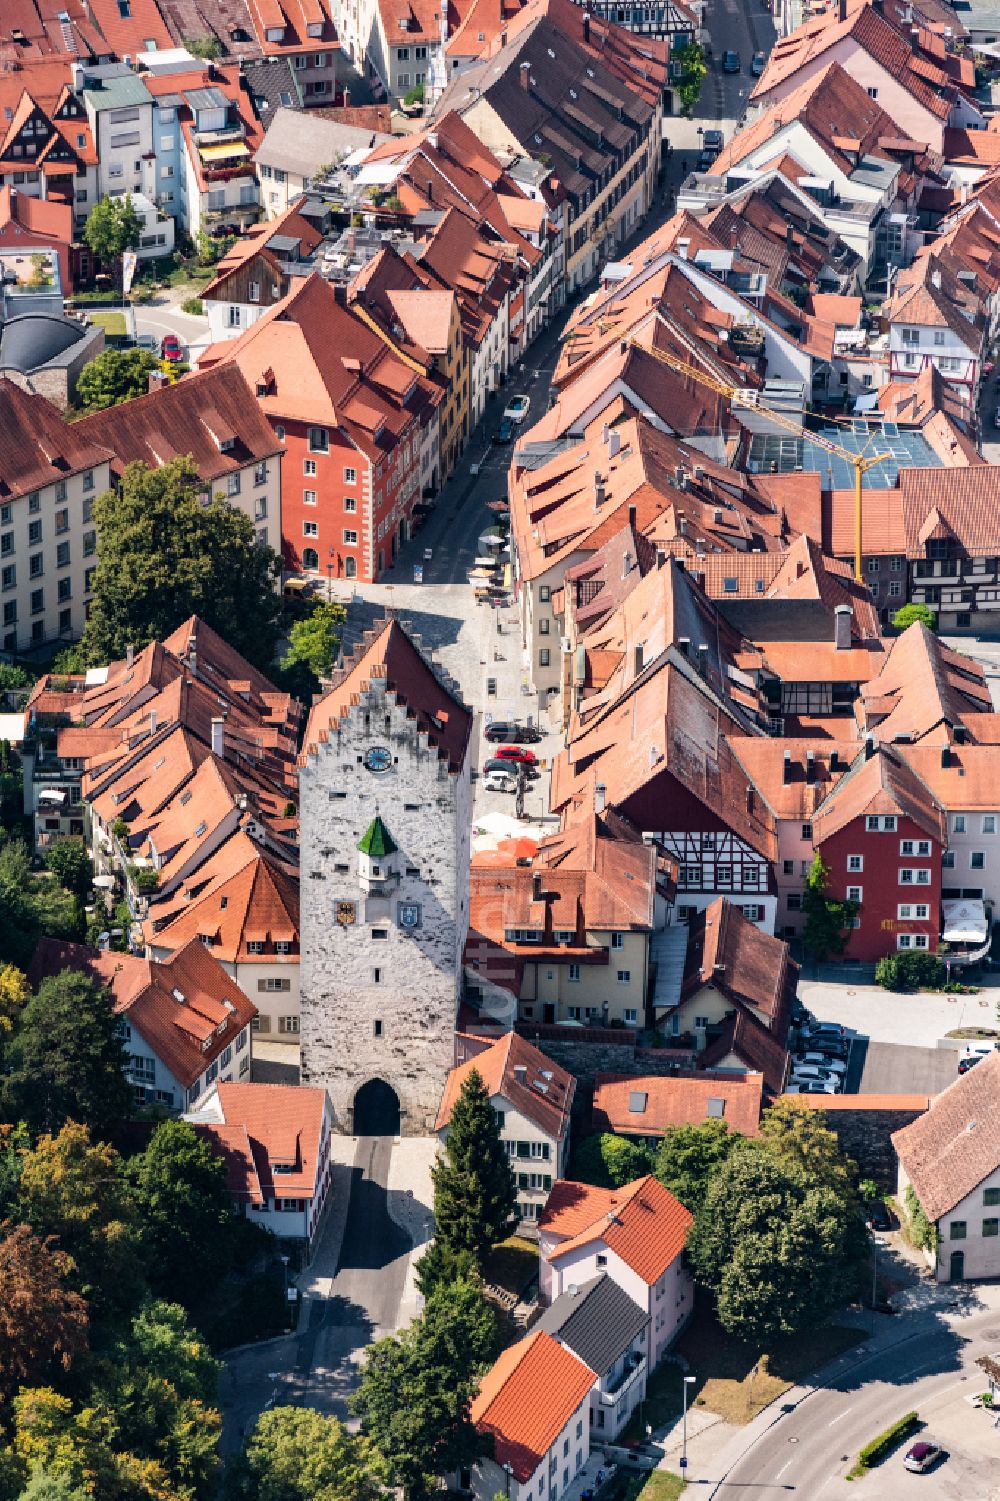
[302,547,319,571]
[344,556,357,578]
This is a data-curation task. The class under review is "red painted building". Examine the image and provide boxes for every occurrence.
[202,273,440,582]
[811,742,946,962]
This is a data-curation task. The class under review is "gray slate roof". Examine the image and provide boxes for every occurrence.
[255,107,391,179]
[534,1273,649,1376]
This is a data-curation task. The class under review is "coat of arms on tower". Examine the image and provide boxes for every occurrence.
[335,900,357,926]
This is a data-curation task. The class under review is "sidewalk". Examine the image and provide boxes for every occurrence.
[385,1136,437,1332]
[294,1136,360,1333]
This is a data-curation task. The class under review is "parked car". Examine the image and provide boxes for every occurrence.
[160,333,184,362]
[136,333,158,352]
[958,1042,997,1073]
[795,1051,848,1076]
[903,1442,943,1474]
[702,128,724,150]
[868,1200,892,1232]
[698,150,714,171]
[504,394,531,423]
[785,1079,840,1095]
[483,757,537,779]
[493,417,514,444]
[800,1020,847,1042]
[751,49,766,74]
[494,745,538,765]
[789,1069,842,1092]
[482,771,517,793]
[484,722,542,744]
[722,49,741,71]
[807,1036,850,1062]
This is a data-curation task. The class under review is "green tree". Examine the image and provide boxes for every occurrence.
[904,1184,938,1253]
[892,603,936,633]
[12,1388,176,1501]
[652,1118,737,1213]
[233,1407,386,1501]
[431,1068,516,1264]
[182,34,223,59]
[5,970,131,1138]
[16,1123,144,1324]
[0,662,31,693]
[353,1278,496,1499]
[0,962,30,1037]
[673,40,708,115]
[0,1224,89,1399]
[278,601,346,697]
[94,1302,221,1500]
[801,853,858,961]
[43,839,93,899]
[687,1139,866,1344]
[413,1241,478,1300]
[568,1131,651,1189]
[17,1467,90,1501]
[124,1121,234,1304]
[82,457,282,674]
[75,349,160,413]
[82,196,143,264]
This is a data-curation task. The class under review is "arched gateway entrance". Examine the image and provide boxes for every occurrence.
[352,1077,401,1136]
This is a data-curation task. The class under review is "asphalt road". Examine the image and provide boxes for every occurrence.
[700,0,777,127]
[708,1300,1000,1499]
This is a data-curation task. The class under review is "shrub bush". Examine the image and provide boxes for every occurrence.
[875,950,945,991]
[905,1185,938,1253]
[851,1411,919,1475]
[181,296,204,315]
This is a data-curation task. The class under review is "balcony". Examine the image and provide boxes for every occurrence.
[601,1351,646,1404]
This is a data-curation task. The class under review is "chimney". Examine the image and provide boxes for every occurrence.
[514,1063,528,1082]
[783,749,792,785]
[211,717,224,757]
[634,643,644,675]
[126,643,134,667]
[864,733,876,761]
[834,604,852,650]
[595,781,607,813]
[427,178,433,201]
[532,871,542,901]
[343,88,350,107]
[830,750,840,772]
[786,223,795,247]
[607,429,621,460]
[677,637,690,657]
[594,471,606,507]
[147,369,168,395]
[519,60,530,90]
[941,744,951,768]
[582,9,590,42]
[333,282,347,306]
[746,785,755,815]
[806,749,816,784]
[931,267,942,290]
[838,0,847,19]
[656,548,667,569]
[500,27,507,45]
[697,642,709,671]
[428,130,439,150]
[628,503,637,529]
[149,708,157,734]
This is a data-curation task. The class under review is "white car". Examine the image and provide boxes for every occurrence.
[482,771,517,794]
[785,1079,840,1095]
[504,394,531,423]
[795,1051,848,1076]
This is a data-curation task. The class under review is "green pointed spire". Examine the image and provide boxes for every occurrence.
[357,815,398,858]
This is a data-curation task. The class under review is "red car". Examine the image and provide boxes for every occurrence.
[160,334,184,362]
[495,745,538,765]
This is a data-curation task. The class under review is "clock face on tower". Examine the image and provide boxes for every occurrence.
[364,745,392,773]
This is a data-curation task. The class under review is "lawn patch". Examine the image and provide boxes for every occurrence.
[617,1473,686,1501]
[87,310,127,336]
[482,1235,537,1298]
[675,1303,864,1425]
[620,1359,684,1442]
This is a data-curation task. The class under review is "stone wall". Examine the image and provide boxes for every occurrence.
[515,1024,696,1085]
[299,673,470,1135]
[809,1106,927,1192]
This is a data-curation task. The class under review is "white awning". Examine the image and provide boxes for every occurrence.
[93,874,117,889]
[37,787,67,804]
[942,898,989,945]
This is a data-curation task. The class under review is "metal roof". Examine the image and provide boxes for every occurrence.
[747,423,943,489]
[186,87,228,111]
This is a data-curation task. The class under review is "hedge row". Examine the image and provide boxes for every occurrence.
[853,1411,920,1475]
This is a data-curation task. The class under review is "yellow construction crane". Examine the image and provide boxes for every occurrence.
[625,338,890,582]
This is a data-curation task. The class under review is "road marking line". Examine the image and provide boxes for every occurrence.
[826,1410,851,1426]
[776,1458,793,1478]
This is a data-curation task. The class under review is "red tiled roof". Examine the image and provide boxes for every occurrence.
[811,741,946,844]
[0,380,112,499]
[540,1173,693,1282]
[683,897,797,1025]
[302,616,471,773]
[209,1081,327,1197]
[470,1331,596,1483]
[435,1032,575,1139]
[28,936,257,1089]
[592,1071,763,1137]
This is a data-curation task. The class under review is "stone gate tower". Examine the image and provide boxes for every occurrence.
[298,617,472,1134]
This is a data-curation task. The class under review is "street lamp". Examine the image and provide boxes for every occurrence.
[327,548,336,603]
[682,1375,697,1472]
[503,1460,513,1497]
